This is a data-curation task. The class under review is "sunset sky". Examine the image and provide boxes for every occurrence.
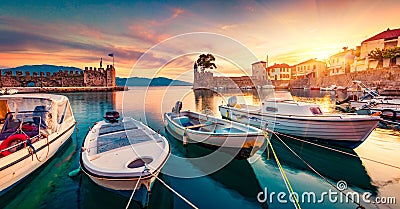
[0,0,399,81]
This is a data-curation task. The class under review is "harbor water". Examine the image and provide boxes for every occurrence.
[1,86,399,209]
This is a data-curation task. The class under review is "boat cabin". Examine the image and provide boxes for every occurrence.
[261,92,323,116]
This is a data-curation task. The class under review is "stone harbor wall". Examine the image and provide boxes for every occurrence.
[0,65,116,87]
[289,66,400,91]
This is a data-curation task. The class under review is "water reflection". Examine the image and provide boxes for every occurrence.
[164,131,266,209]
[262,135,377,193]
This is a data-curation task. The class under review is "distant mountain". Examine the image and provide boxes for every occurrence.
[2,64,82,74]
[117,77,192,86]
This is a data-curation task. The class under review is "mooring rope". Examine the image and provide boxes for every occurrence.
[126,136,198,209]
[266,129,365,209]
[150,172,199,209]
[271,129,400,170]
[264,132,302,209]
[125,169,145,209]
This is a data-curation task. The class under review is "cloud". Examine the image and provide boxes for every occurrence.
[127,25,170,44]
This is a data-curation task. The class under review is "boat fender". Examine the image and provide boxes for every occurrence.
[0,134,29,157]
[371,111,382,116]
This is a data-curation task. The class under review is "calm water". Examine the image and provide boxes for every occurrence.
[1,87,400,209]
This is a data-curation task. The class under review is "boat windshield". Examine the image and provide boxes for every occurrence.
[265,91,294,101]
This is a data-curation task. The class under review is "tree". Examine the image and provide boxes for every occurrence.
[196,54,217,73]
[368,48,383,68]
[369,47,400,68]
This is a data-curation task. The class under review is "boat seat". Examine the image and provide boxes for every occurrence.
[173,116,193,127]
[33,106,48,129]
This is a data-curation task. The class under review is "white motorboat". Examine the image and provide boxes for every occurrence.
[80,111,170,207]
[336,81,400,121]
[219,92,380,149]
[164,102,265,158]
[0,94,76,195]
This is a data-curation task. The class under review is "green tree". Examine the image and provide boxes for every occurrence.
[196,54,217,73]
[368,48,383,68]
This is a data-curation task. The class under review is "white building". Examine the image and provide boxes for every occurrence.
[267,63,291,81]
[251,61,268,81]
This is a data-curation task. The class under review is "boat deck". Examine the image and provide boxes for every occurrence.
[96,120,158,154]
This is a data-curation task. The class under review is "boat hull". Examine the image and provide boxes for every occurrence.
[80,117,170,207]
[164,111,265,158]
[219,106,379,149]
[0,123,76,195]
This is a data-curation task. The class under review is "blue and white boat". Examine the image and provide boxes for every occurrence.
[164,102,265,158]
[80,112,170,207]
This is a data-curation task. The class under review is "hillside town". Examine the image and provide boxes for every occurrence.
[194,28,400,95]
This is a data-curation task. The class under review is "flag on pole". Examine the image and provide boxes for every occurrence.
[108,53,114,57]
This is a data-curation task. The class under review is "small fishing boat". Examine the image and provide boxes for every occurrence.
[219,92,381,149]
[80,111,170,207]
[164,101,265,158]
[0,94,76,195]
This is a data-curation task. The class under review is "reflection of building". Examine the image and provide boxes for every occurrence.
[293,59,326,79]
[267,63,291,81]
[193,61,269,89]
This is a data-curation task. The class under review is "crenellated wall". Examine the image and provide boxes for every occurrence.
[0,64,116,87]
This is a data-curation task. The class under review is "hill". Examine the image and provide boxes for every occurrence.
[2,64,82,74]
[117,77,192,86]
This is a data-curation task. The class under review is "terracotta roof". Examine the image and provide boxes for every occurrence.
[267,63,290,69]
[295,59,325,66]
[362,28,400,43]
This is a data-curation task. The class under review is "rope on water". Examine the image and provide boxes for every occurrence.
[271,129,400,170]
[150,171,199,209]
[263,132,301,209]
[125,169,145,209]
[126,139,198,209]
[266,129,365,209]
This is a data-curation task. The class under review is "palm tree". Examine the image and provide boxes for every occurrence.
[196,54,217,73]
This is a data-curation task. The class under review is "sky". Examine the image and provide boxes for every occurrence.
[0,0,399,81]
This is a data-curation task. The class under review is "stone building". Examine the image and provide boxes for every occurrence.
[293,59,327,79]
[0,64,116,87]
[193,61,269,89]
[267,63,291,81]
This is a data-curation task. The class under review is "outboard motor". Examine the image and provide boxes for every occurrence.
[172,101,182,114]
[227,96,237,107]
[104,111,120,123]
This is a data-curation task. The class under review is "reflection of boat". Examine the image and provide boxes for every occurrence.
[163,130,267,208]
[263,135,377,193]
[164,101,265,158]
[0,94,76,195]
[219,91,380,149]
[80,113,170,207]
